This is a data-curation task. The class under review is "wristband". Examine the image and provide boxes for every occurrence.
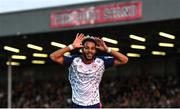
[68,44,74,50]
[107,48,112,53]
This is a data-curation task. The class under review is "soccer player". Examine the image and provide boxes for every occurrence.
[50,33,128,108]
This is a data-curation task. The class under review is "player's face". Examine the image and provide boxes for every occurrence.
[82,41,96,60]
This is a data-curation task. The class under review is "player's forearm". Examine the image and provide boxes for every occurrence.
[50,45,72,60]
[109,49,128,64]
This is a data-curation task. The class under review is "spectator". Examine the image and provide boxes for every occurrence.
[1,73,179,108]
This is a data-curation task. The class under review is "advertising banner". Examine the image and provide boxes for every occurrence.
[51,1,142,28]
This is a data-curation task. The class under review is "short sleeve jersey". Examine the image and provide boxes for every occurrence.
[64,55,114,106]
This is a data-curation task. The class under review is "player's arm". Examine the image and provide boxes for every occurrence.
[108,49,128,65]
[50,33,84,64]
[95,38,128,66]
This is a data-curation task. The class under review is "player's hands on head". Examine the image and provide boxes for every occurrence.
[95,37,108,52]
[72,33,109,52]
[72,33,84,49]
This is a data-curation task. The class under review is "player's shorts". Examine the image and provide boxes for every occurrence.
[72,102,102,108]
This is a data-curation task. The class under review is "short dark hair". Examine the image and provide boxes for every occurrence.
[82,37,97,46]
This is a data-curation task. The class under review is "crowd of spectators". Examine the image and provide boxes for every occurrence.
[0,84,7,108]
[100,74,180,107]
[0,73,179,108]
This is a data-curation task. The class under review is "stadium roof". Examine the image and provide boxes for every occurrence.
[0,18,179,66]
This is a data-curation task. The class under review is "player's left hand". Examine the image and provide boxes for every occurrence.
[95,38,108,52]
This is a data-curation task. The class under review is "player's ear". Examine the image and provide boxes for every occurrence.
[80,47,83,53]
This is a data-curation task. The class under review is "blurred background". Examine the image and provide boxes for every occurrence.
[0,0,180,108]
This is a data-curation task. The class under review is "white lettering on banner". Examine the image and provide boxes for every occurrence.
[104,5,137,19]
[76,7,97,24]
[55,13,70,24]
[51,1,142,28]
[54,7,99,25]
